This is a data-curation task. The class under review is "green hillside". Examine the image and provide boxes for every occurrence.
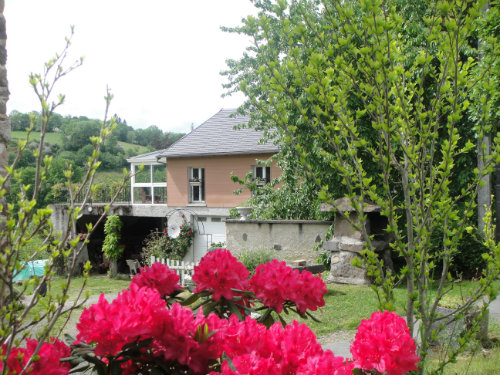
[10,131,150,156]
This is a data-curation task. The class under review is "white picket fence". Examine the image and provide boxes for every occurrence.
[151,256,198,286]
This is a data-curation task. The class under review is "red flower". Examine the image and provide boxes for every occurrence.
[1,338,71,375]
[26,338,71,375]
[297,350,354,375]
[192,249,250,301]
[131,262,182,297]
[350,311,419,375]
[250,260,326,313]
[151,303,227,374]
[217,319,333,375]
[76,285,167,356]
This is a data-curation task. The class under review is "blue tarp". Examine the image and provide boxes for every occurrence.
[13,259,48,281]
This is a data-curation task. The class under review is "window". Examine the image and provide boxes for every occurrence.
[189,167,205,203]
[252,166,271,185]
[131,163,167,205]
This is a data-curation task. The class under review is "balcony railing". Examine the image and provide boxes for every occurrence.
[53,185,131,205]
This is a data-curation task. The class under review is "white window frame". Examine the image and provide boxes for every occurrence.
[189,167,205,203]
[252,165,271,186]
[130,162,167,205]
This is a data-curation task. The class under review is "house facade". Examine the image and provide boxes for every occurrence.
[122,108,280,261]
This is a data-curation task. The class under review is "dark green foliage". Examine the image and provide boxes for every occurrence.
[103,215,123,261]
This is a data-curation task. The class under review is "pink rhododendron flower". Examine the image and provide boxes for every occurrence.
[1,338,71,375]
[215,353,280,375]
[297,350,354,375]
[130,262,182,297]
[250,259,326,313]
[77,284,167,356]
[192,249,250,301]
[152,303,227,374]
[26,338,71,375]
[350,310,420,375]
[218,318,337,375]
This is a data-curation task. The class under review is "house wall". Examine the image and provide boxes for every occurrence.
[166,153,279,207]
[225,219,333,262]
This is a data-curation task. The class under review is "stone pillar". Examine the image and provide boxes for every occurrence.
[321,198,387,285]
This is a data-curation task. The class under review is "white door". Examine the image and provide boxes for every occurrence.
[191,217,226,262]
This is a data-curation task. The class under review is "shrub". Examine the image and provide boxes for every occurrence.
[237,249,274,274]
[141,224,194,265]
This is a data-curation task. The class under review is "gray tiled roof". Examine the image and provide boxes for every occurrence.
[159,109,279,158]
[126,150,166,163]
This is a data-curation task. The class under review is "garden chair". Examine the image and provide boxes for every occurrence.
[126,259,140,277]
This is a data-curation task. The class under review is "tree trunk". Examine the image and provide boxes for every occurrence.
[0,0,8,310]
[496,163,500,243]
[109,259,118,278]
[478,136,491,236]
[0,0,9,189]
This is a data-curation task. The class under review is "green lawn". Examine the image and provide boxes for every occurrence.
[11,130,64,145]
[10,130,150,155]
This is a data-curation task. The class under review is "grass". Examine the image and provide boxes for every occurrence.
[427,322,500,375]
[10,130,150,155]
[118,141,149,154]
[11,130,64,145]
[93,170,128,184]
[25,275,131,336]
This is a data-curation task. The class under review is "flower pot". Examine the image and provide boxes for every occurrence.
[236,206,252,221]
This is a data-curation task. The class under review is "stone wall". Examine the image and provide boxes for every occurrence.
[225,219,332,262]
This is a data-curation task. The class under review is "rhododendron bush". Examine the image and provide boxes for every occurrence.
[1,250,419,374]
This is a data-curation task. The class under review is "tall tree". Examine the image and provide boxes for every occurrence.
[0,0,8,181]
[224,0,500,373]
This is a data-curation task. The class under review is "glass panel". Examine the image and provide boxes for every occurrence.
[192,185,200,201]
[192,168,199,179]
[135,165,151,183]
[153,164,166,183]
[133,186,152,204]
[256,167,263,179]
[152,186,167,204]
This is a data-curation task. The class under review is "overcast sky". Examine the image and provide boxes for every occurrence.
[5,0,256,133]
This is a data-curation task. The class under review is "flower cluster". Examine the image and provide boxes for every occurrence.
[249,259,327,313]
[212,317,353,375]
[76,283,227,374]
[350,311,420,375]
[130,262,181,298]
[77,284,167,357]
[13,249,419,375]
[192,249,250,301]
[0,338,71,375]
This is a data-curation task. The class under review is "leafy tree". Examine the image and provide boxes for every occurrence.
[62,119,100,151]
[1,27,131,375]
[8,110,31,131]
[102,214,123,278]
[231,149,327,220]
[224,0,500,373]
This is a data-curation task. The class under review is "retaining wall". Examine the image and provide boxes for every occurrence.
[225,219,332,262]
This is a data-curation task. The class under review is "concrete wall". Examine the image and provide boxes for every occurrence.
[226,219,333,262]
[166,153,280,207]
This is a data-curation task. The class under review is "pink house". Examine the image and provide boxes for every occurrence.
[126,109,280,259]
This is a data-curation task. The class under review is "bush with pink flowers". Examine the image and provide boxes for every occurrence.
[2,250,420,375]
[0,338,71,375]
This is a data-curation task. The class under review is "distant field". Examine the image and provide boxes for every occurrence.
[10,131,150,155]
[11,130,64,145]
[118,141,150,154]
[93,170,128,184]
